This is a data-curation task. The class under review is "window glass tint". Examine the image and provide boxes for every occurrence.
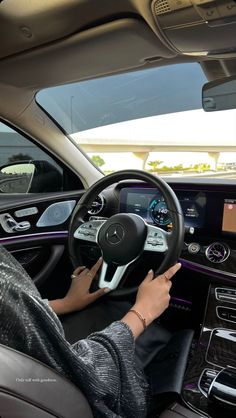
[0,122,63,193]
[37,63,236,180]
[37,63,206,134]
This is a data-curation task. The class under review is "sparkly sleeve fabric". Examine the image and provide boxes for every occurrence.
[0,246,149,417]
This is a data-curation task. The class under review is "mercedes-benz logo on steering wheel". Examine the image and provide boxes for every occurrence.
[106,224,125,245]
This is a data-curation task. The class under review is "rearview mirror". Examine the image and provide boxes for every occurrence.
[202,76,236,112]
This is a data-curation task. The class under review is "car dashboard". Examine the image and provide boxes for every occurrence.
[99,179,236,283]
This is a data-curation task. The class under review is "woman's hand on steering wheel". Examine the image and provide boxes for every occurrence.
[134,262,181,326]
[121,262,182,339]
[48,258,110,315]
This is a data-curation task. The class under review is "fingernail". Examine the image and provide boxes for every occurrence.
[99,257,103,261]
[104,288,111,293]
[148,269,153,274]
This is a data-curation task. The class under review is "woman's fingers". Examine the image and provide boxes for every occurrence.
[84,257,103,285]
[73,265,86,276]
[87,287,110,303]
[142,263,181,286]
[158,263,181,282]
[142,269,154,283]
[90,257,103,274]
[73,258,103,281]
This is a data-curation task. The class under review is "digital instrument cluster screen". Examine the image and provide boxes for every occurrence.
[222,199,236,233]
[119,188,206,229]
[120,188,158,224]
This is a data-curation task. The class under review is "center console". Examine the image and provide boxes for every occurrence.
[182,284,236,417]
[118,182,236,416]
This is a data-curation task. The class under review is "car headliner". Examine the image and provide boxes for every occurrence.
[0,0,236,186]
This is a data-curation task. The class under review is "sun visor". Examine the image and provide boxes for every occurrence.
[0,18,175,89]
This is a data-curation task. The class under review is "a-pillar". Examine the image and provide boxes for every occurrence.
[133,152,149,170]
[208,152,220,171]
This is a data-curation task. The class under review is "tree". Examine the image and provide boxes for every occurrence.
[193,163,210,172]
[147,160,163,171]
[8,153,32,163]
[91,155,105,167]
[173,164,183,171]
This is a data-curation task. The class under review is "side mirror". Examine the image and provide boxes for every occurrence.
[0,160,62,193]
[202,76,236,112]
[0,162,35,193]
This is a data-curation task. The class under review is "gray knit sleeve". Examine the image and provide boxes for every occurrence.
[0,246,149,417]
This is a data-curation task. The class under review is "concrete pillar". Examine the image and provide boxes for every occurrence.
[133,152,149,170]
[208,152,220,171]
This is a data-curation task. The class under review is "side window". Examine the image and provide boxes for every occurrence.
[0,121,81,193]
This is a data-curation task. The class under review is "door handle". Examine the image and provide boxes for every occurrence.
[13,221,31,232]
[0,213,30,233]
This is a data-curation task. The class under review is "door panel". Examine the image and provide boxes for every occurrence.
[0,190,84,296]
[11,244,65,286]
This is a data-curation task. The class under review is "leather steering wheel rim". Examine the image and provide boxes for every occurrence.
[68,169,184,297]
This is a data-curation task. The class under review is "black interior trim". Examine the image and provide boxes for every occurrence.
[33,244,65,286]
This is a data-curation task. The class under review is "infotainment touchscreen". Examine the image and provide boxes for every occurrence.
[222,199,236,233]
[119,188,206,229]
[177,191,206,228]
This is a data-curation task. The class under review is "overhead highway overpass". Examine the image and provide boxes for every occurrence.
[72,110,236,170]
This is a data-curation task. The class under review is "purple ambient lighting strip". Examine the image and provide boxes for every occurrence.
[0,231,68,246]
[171,296,192,305]
[180,257,236,282]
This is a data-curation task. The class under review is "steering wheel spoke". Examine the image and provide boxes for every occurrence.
[98,260,133,290]
[74,219,106,244]
[144,224,169,253]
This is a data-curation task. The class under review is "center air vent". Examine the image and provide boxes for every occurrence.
[205,242,230,264]
[88,194,105,215]
[198,369,218,397]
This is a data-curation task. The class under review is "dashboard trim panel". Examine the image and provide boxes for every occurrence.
[180,258,236,281]
[0,231,68,246]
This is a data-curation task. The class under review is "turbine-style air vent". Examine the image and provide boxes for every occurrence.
[205,242,230,264]
[88,194,105,215]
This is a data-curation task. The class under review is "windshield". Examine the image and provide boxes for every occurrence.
[37,63,236,179]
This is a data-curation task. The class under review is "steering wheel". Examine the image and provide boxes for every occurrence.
[69,170,184,296]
